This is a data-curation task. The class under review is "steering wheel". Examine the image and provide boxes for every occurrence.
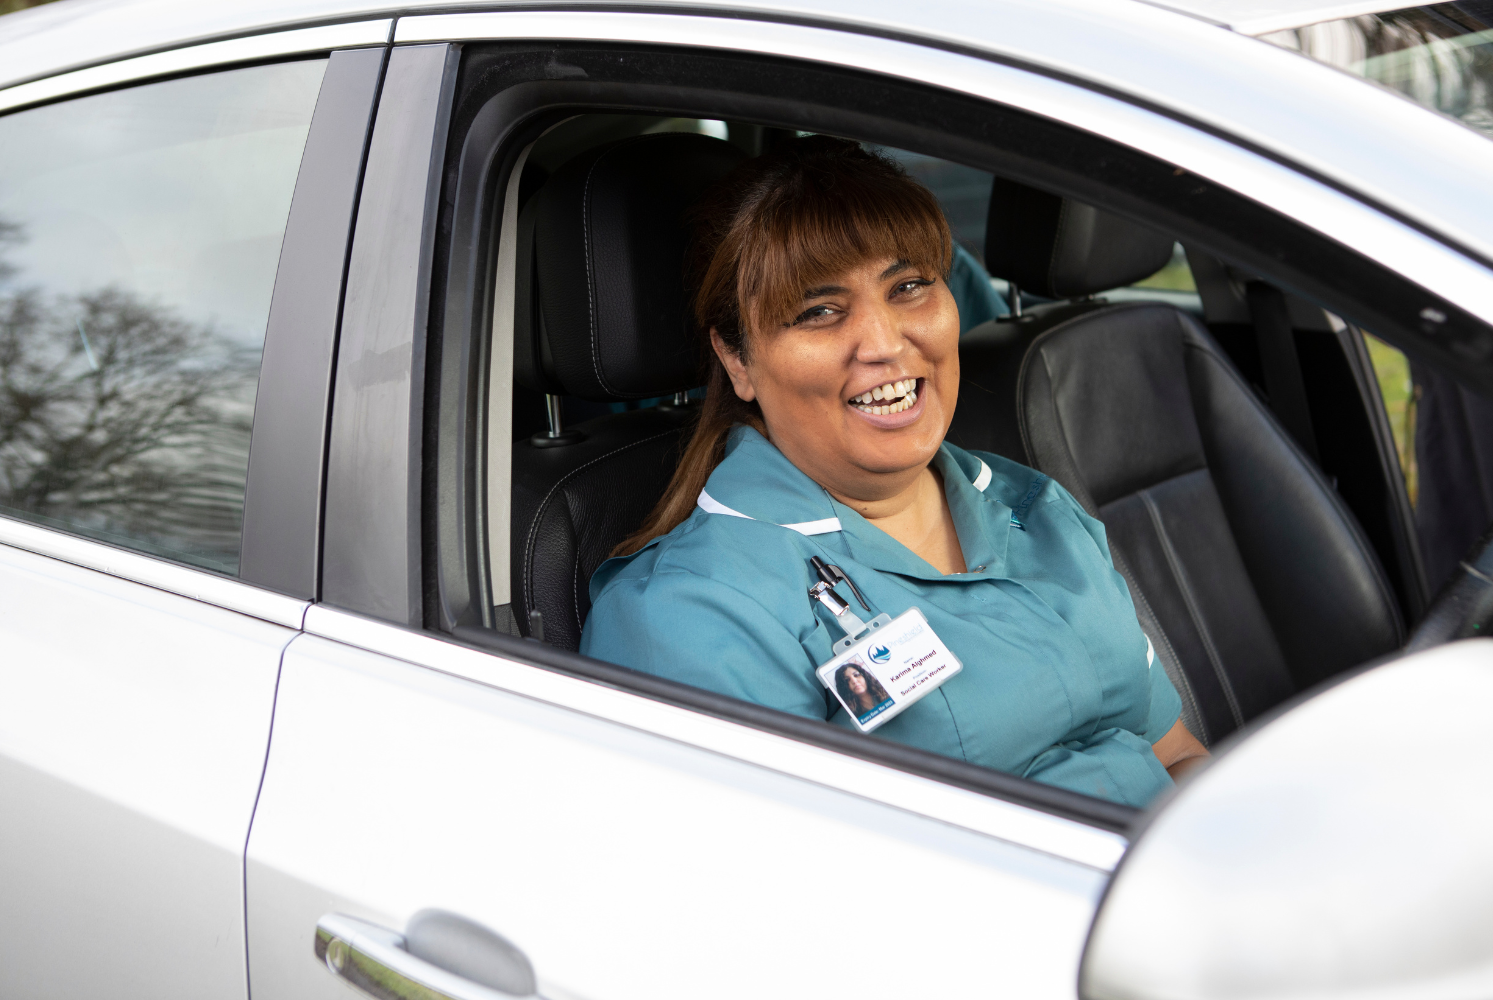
[1406,522,1493,651]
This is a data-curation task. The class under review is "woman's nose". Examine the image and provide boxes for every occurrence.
[851,302,907,364]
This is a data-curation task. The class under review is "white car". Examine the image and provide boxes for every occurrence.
[1,0,1491,998]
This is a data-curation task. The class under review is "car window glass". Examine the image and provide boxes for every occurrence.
[1261,4,1493,140]
[1364,332,1419,503]
[871,146,992,263]
[1104,243,1203,314]
[0,59,326,573]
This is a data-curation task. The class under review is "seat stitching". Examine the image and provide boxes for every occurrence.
[1047,198,1069,296]
[1109,541,1210,746]
[1138,484,1246,730]
[1021,347,1100,516]
[581,154,606,397]
[573,544,586,635]
[1182,325,1404,642]
[522,427,682,637]
[579,133,666,400]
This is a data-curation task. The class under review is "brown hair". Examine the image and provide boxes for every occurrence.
[611,135,953,557]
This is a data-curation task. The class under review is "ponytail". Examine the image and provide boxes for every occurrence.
[610,362,763,558]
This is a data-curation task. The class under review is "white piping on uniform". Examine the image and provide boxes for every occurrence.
[696,489,843,536]
[698,459,992,535]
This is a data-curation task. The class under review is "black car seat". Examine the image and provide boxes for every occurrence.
[954,179,1405,746]
[509,133,746,651]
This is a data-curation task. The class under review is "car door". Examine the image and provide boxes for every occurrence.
[243,37,1129,1000]
[0,23,387,1000]
[244,8,1493,1000]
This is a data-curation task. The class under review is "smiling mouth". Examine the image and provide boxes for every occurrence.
[848,378,920,415]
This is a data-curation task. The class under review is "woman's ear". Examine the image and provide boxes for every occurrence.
[711,328,756,403]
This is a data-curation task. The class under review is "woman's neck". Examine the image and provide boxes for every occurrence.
[827,466,967,575]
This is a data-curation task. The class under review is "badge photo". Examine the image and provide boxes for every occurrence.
[830,655,896,726]
[816,607,962,734]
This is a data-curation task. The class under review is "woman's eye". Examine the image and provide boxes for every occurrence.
[791,304,839,325]
[892,278,933,298]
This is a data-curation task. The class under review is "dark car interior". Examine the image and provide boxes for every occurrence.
[483,109,1459,755]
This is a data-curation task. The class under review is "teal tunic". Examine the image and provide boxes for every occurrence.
[581,426,1181,807]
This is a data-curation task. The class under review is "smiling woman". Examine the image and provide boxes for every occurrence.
[582,137,1207,806]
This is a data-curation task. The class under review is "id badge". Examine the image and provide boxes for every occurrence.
[816,607,962,733]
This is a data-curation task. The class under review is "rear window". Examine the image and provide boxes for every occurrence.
[0,59,325,573]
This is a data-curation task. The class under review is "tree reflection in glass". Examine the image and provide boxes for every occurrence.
[0,242,258,571]
[0,59,327,574]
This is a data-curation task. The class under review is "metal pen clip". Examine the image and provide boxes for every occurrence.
[808,556,888,649]
[809,556,870,611]
[809,579,869,638]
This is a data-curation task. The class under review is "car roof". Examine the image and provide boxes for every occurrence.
[0,0,1411,93]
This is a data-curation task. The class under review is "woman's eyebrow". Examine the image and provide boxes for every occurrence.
[803,283,848,299]
[880,259,912,280]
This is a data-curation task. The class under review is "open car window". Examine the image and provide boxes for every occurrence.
[401,37,1493,825]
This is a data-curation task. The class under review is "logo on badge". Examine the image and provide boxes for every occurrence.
[869,644,891,664]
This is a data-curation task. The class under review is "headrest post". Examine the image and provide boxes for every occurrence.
[1009,282,1023,318]
[673,391,689,407]
[528,394,586,449]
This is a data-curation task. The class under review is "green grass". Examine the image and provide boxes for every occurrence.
[1364,332,1418,505]
[0,0,58,15]
[1132,246,1197,292]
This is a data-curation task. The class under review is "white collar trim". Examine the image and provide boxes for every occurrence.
[698,457,989,534]
[697,489,842,536]
[972,458,993,493]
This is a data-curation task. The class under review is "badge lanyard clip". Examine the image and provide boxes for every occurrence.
[807,557,892,654]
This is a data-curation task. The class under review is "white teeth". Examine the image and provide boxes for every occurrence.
[848,379,920,412]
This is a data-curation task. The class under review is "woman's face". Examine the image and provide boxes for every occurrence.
[845,667,868,694]
[715,255,960,501]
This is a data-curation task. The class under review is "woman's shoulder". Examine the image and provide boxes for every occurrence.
[590,504,818,600]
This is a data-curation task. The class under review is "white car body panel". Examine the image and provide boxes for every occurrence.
[0,535,295,999]
[302,607,1129,869]
[0,19,390,115]
[0,511,309,628]
[248,630,1109,1000]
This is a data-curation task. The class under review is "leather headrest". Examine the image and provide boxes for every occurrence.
[984,177,1174,298]
[515,133,747,400]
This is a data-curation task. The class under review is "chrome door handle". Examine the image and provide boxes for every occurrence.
[316,911,542,1000]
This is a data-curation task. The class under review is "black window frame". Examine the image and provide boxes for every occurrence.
[405,39,1493,835]
[240,44,389,599]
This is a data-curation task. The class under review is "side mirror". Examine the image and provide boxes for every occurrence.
[1080,639,1493,1000]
